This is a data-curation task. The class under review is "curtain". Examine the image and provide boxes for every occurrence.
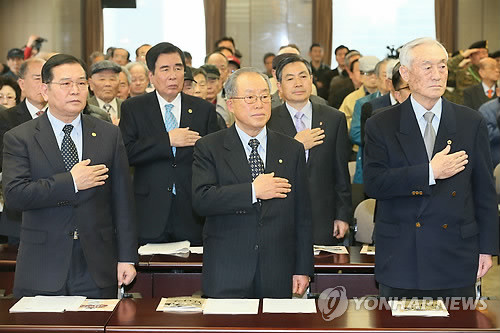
[82,0,104,65]
[312,0,332,67]
[435,0,457,52]
[204,0,226,55]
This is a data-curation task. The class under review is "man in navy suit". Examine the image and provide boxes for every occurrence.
[3,54,137,297]
[192,68,313,298]
[120,43,219,245]
[364,38,498,299]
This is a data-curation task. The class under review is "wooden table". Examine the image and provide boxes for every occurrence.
[0,299,111,332]
[106,298,500,332]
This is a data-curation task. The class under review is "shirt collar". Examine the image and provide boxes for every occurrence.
[156,91,181,110]
[46,109,82,134]
[410,95,442,122]
[235,123,267,152]
[25,98,47,119]
[95,96,118,111]
[285,100,312,120]
[389,93,398,105]
[481,81,496,94]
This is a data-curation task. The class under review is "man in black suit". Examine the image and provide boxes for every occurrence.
[267,54,352,245]
[192,68,313,298]
[317,45,349,100]
[2,54,137,298]
[0,58,47,243]
[463,57,498,110]
[120,42,219,246]
[364,38,498,299]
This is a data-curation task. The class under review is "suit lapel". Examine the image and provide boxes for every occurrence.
[309,102,324,164]
[223,126,253,184]
[148,91,169,133]
[34,113,66,172]
[261,130,287,217]
[17,101,33,123]
[179,92,194,129]
[81,115,99,161]
[395,99,428,166]
[432,99,457,157]
[274,104,297,137]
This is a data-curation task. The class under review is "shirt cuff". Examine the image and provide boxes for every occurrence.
[251,183,257,204]
[71,173,79,193]
[429,163,436,186]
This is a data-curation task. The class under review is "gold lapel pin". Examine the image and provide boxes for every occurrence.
[91,132,97,137]
[278,159,283,164]
[188,108,193,114]
[319,121,323,126]
[447,139,452,145]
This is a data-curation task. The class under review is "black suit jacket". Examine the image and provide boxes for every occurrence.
[192,126,314,298]
[119,91,219,244]
[0,101,33,238]
[2,113,138,292]
[364,98,498,290]
[268,102,352,245]
[360,94,392,146]
[463,83,496,111]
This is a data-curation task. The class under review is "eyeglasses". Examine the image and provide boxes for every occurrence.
[360,71,376,76]
[396,86,410,91]
[48,80,88,91]
[230,94,271,104]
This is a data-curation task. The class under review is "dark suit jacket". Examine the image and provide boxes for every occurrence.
[360,94,392,146]
[463,83,496,111]
[328,73,354,109]
[0,101,33,238]
[2,113,138,293]
[271,91,326,109]
[268,102,352,245]
[119,91,219,244]
[364,97,498,290]
[192,126,314,298]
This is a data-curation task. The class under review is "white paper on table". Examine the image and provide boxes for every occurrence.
[262,298,317,313]
[203,298,259,315]
[9,296,86,313]
[389,299,449,317]
[313,245,349,254]
[360,245,375,255]
[70,299,120,311]
[138,240,190,255]
[189,246,203,254]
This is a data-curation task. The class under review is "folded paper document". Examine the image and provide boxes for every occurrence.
[313,245,349,255]
[138,240,190,255]
[9,296,86,313]
[263,298,317,313]
[203,298,259,315]
[156,297,205,312]
[360,245,375,255]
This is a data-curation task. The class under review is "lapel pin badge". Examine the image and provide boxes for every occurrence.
[188,108,193,114]
[447,139,452,145]
[278,159,283,164]
[92,132,97,137]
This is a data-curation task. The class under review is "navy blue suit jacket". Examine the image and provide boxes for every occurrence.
[364,97,498,290]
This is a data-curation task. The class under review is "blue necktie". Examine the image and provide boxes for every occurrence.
[164,104,178,156]
[165,104,177,194]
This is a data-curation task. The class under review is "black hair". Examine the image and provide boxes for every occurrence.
[350,58,359,73]
[146,42,186,73]
[263,52,275,63]
[135,44,151,57]
[41,54,87,83]
[334,45,349,55]
[183,51,193,60]
[275,54,312,82]
[309,43,322,52]
[215,36,235,49]
[0,75,22,105]
[111,48,130,61]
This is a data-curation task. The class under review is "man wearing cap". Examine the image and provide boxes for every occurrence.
[88,60,123,125]
[182,67,197,96]
[364,38,498,299]
[2,54,137,298]
[448,40,489,104]
[201,64,231,128]
[463,57,499,111]
[3,48,24,80]
[120,42,219,246]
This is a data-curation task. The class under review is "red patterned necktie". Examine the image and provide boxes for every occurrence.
[487,89,493,98]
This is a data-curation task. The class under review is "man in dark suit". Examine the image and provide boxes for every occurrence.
[267,54,352,245]
[2,54,137,298]
[120,42,219,246]
[317,45,349,100]
[192,68,313,298]
[364,38,498,299]
[463,57,498,110]
[0,58,47,243]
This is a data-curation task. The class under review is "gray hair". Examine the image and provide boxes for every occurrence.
[120,66,131,84]
[18,57,45,79]
[374,58,390,77]
[224,67,271,99]
[344,50,361,68]
[399,37,448,67]
[125,61,149,75]
[385,59,399,79]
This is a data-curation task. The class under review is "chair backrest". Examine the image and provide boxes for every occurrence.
[494,163,500,195]
[348,161,356,183]
[354,198,376,244]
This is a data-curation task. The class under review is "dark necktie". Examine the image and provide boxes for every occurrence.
[248,138,264,181]
[61,124,79,171]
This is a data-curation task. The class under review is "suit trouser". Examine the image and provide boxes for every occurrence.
[14,239,116,298]
[379,283,476,299]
